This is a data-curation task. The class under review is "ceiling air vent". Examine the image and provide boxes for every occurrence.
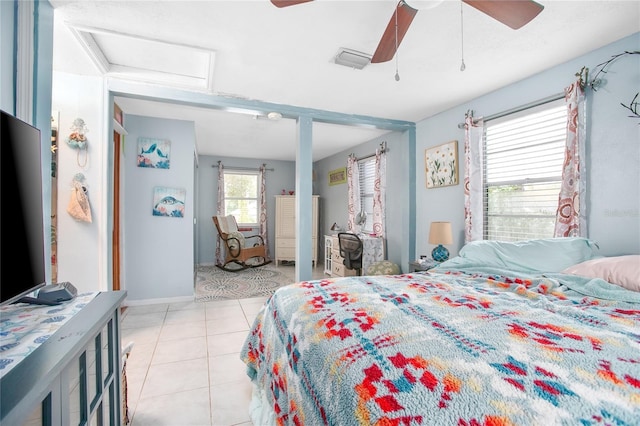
[333,48,371,70]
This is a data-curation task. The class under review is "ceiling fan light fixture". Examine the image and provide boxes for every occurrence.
[405,0,444,10]
[333,48,371,70]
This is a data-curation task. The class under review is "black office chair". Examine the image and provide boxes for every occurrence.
[338,232,363,276]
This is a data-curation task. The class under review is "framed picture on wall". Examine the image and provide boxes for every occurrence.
[425,140,458,189]
[328,167,347,186]
[152,187,185,218]
[137,137,171,169]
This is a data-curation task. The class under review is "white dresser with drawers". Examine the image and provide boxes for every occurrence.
[274,195,319,267]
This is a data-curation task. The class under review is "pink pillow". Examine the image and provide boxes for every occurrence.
[562,255,640,292]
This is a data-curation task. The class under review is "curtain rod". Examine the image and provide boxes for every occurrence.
[457,92,565,129]
[212,164,274,172]
[352,141,388,161]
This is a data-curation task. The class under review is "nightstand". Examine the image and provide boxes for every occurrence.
[409,258,440,272]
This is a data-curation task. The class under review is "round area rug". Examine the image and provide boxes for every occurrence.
[195,265,289,301]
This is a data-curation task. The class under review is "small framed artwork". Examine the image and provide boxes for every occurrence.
[425,140,458,189]
[328,167,347,186]
[152,186,186,218]
[137,137,171,169]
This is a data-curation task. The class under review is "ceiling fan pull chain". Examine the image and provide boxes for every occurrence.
[395,2,401,81]
[460,0,466,72]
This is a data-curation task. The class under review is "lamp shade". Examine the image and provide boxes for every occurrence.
[428,222,453,245]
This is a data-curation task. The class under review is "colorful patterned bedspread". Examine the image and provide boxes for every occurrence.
[240,271,640,426]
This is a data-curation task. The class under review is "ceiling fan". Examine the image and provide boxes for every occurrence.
[271,0,544,63]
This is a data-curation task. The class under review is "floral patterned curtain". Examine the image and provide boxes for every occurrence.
[347,154,360,233]
[215,161,225,265]
[372,148,386,238]
[259,164,269,257]
[464,113,485,243]
[554,79,586,237]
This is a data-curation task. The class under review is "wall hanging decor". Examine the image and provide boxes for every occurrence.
[585,50,640,123]
[425,140,458,188]
[137,137,171,169]
[67,118,89,167]
[328,167,347,186]
[66,173,92,223]
[152,186,185,218]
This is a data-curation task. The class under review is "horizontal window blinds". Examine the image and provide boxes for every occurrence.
[484,100,566,241]
[359,159,375,233]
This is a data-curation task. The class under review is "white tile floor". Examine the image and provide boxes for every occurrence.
[121,264,325,426]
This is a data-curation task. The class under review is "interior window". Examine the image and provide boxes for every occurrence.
[483,99,567,241]
[358,158,375,234]
[223,171,259,226]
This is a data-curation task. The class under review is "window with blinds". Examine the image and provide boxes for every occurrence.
[484,99,567,241]
[359,158,375,233]
[223,170,259,225]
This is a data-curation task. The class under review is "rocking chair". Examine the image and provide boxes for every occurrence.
[212,215,271,272]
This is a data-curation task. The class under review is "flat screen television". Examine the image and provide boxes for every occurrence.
[0,109,47,306]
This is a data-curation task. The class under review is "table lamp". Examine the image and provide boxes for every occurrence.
[429,221,453,262]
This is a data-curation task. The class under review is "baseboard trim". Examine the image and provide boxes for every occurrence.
[123,295,194,307]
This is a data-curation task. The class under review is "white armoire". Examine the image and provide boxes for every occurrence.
[275,195,319,267]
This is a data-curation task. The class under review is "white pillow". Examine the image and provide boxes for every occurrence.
[562,255,640,292]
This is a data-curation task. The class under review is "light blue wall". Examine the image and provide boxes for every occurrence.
[196,155,296,264]
[2,0,55,282]
[415,33,640,258]
[0,1,15,111]
[123,115,196,301]
[33,1,54,282]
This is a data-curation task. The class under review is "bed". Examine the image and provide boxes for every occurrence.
[240,238,640,425]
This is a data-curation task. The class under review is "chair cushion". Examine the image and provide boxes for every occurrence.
[367,260,400,276]
[217,215,239,234]
[227,231,245,250]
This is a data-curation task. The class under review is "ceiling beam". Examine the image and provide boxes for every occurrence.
[107,79,415,133]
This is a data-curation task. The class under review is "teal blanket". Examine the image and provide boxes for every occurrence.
[434,264,640,304]
[241,270,640,425]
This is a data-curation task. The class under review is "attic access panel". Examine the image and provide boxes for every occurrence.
[68,25,216,91]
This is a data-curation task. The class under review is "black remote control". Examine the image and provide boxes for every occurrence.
[15,296,61,306]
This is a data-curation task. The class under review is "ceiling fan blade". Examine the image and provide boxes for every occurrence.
[271,0,313,7]
[462,0,544,30]
[371,1,418,64]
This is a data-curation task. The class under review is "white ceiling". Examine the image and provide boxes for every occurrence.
[50,0,640,161]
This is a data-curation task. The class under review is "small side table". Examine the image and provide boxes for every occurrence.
[409,258,440,272]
